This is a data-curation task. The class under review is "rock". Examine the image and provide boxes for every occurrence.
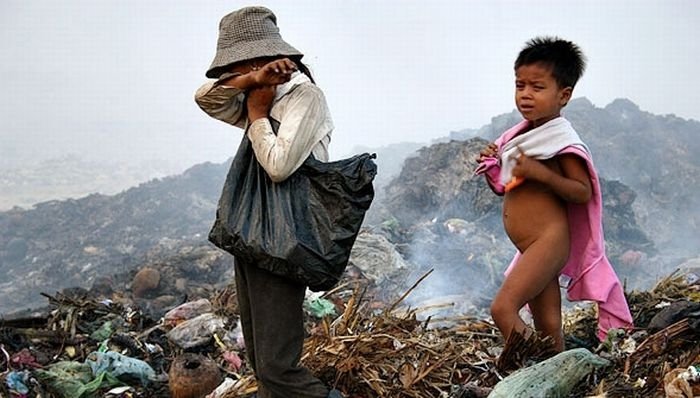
[648,300,700,332]
[348,231,411,284]
[175,278,187,292]
[5,237,28,262]
[149,295,178,313]
[0,160,228,313]
[383,138,500,230]
[131,267,160,298]
[90,276,114,297]
[600,179,655,259]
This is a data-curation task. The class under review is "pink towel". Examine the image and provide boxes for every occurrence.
[475,118,634,340]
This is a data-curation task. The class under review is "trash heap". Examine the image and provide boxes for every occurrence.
[1,260,699,398]
[2,98,699,397]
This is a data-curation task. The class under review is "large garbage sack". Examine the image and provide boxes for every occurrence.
[209,135,377,291]
[488,348,609,398]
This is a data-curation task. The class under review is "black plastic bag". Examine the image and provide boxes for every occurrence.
[209,134,377,291]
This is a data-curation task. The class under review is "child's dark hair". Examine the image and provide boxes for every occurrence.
[515,37,586,89]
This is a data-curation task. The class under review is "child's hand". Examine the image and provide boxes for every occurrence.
[512,147,549,181]
[477,143,498,163]
[247,86,276,122]
[252,58,297,86]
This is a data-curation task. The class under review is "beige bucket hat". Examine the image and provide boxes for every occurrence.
[206,6,303,78]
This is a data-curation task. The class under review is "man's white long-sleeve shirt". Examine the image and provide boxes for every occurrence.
[194,72,333,182]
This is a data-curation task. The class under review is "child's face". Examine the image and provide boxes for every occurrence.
[514,63,572,128]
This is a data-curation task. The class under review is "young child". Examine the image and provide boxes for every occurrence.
[195,7,341,398]
[475,37,633,354]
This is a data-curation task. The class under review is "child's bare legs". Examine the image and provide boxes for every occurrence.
[490,231,568,352]
[529,277,564,351]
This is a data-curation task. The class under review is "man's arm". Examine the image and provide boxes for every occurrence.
[194,59,298,129]
[247,85,333,182]
[194,75,248,129]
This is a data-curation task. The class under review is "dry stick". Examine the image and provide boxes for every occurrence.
[624,317,692,376]
[424,315,478,323]
[412,355,451,387]
[384,269,434,315]
[413,302,456,314]
[332,288,374,388]
[338,287,365,334]
[0,344,10,374]
[321,281,353,299]
[308,269,505,397]
[454,331,500,338]
[349,298,366,332]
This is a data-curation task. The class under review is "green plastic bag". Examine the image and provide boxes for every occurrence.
[34,361,122,398]
[304,297,337,318]
[85,351,156,386]
[488,348,609,398]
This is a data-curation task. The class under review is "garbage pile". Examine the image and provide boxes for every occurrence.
[0,161,228,314]
[1,255,699,397]
[2,97,699,397]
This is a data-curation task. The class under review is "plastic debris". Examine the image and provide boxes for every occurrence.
[648,300,700,332]
[166,313,225,349]
[163,298,213,327]
[664,365,700,398]
[65,346,77,358]
[6,370,30,395]
[222,351,242,371]
[219,320,245,350]
[488,348,610,398]
[85,351,156,386]
[90,320,115,341]
[11,348,42,368]
[34,361,122,398]
[206,377,238,398]
[107,386,135,393]
[305,297,337,318]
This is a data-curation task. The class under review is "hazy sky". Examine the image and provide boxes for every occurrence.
[1,1,698,171]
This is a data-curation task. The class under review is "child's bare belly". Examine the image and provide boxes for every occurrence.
[503,181,570,253]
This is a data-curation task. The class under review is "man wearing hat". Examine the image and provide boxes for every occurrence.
[195,6,342,398]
